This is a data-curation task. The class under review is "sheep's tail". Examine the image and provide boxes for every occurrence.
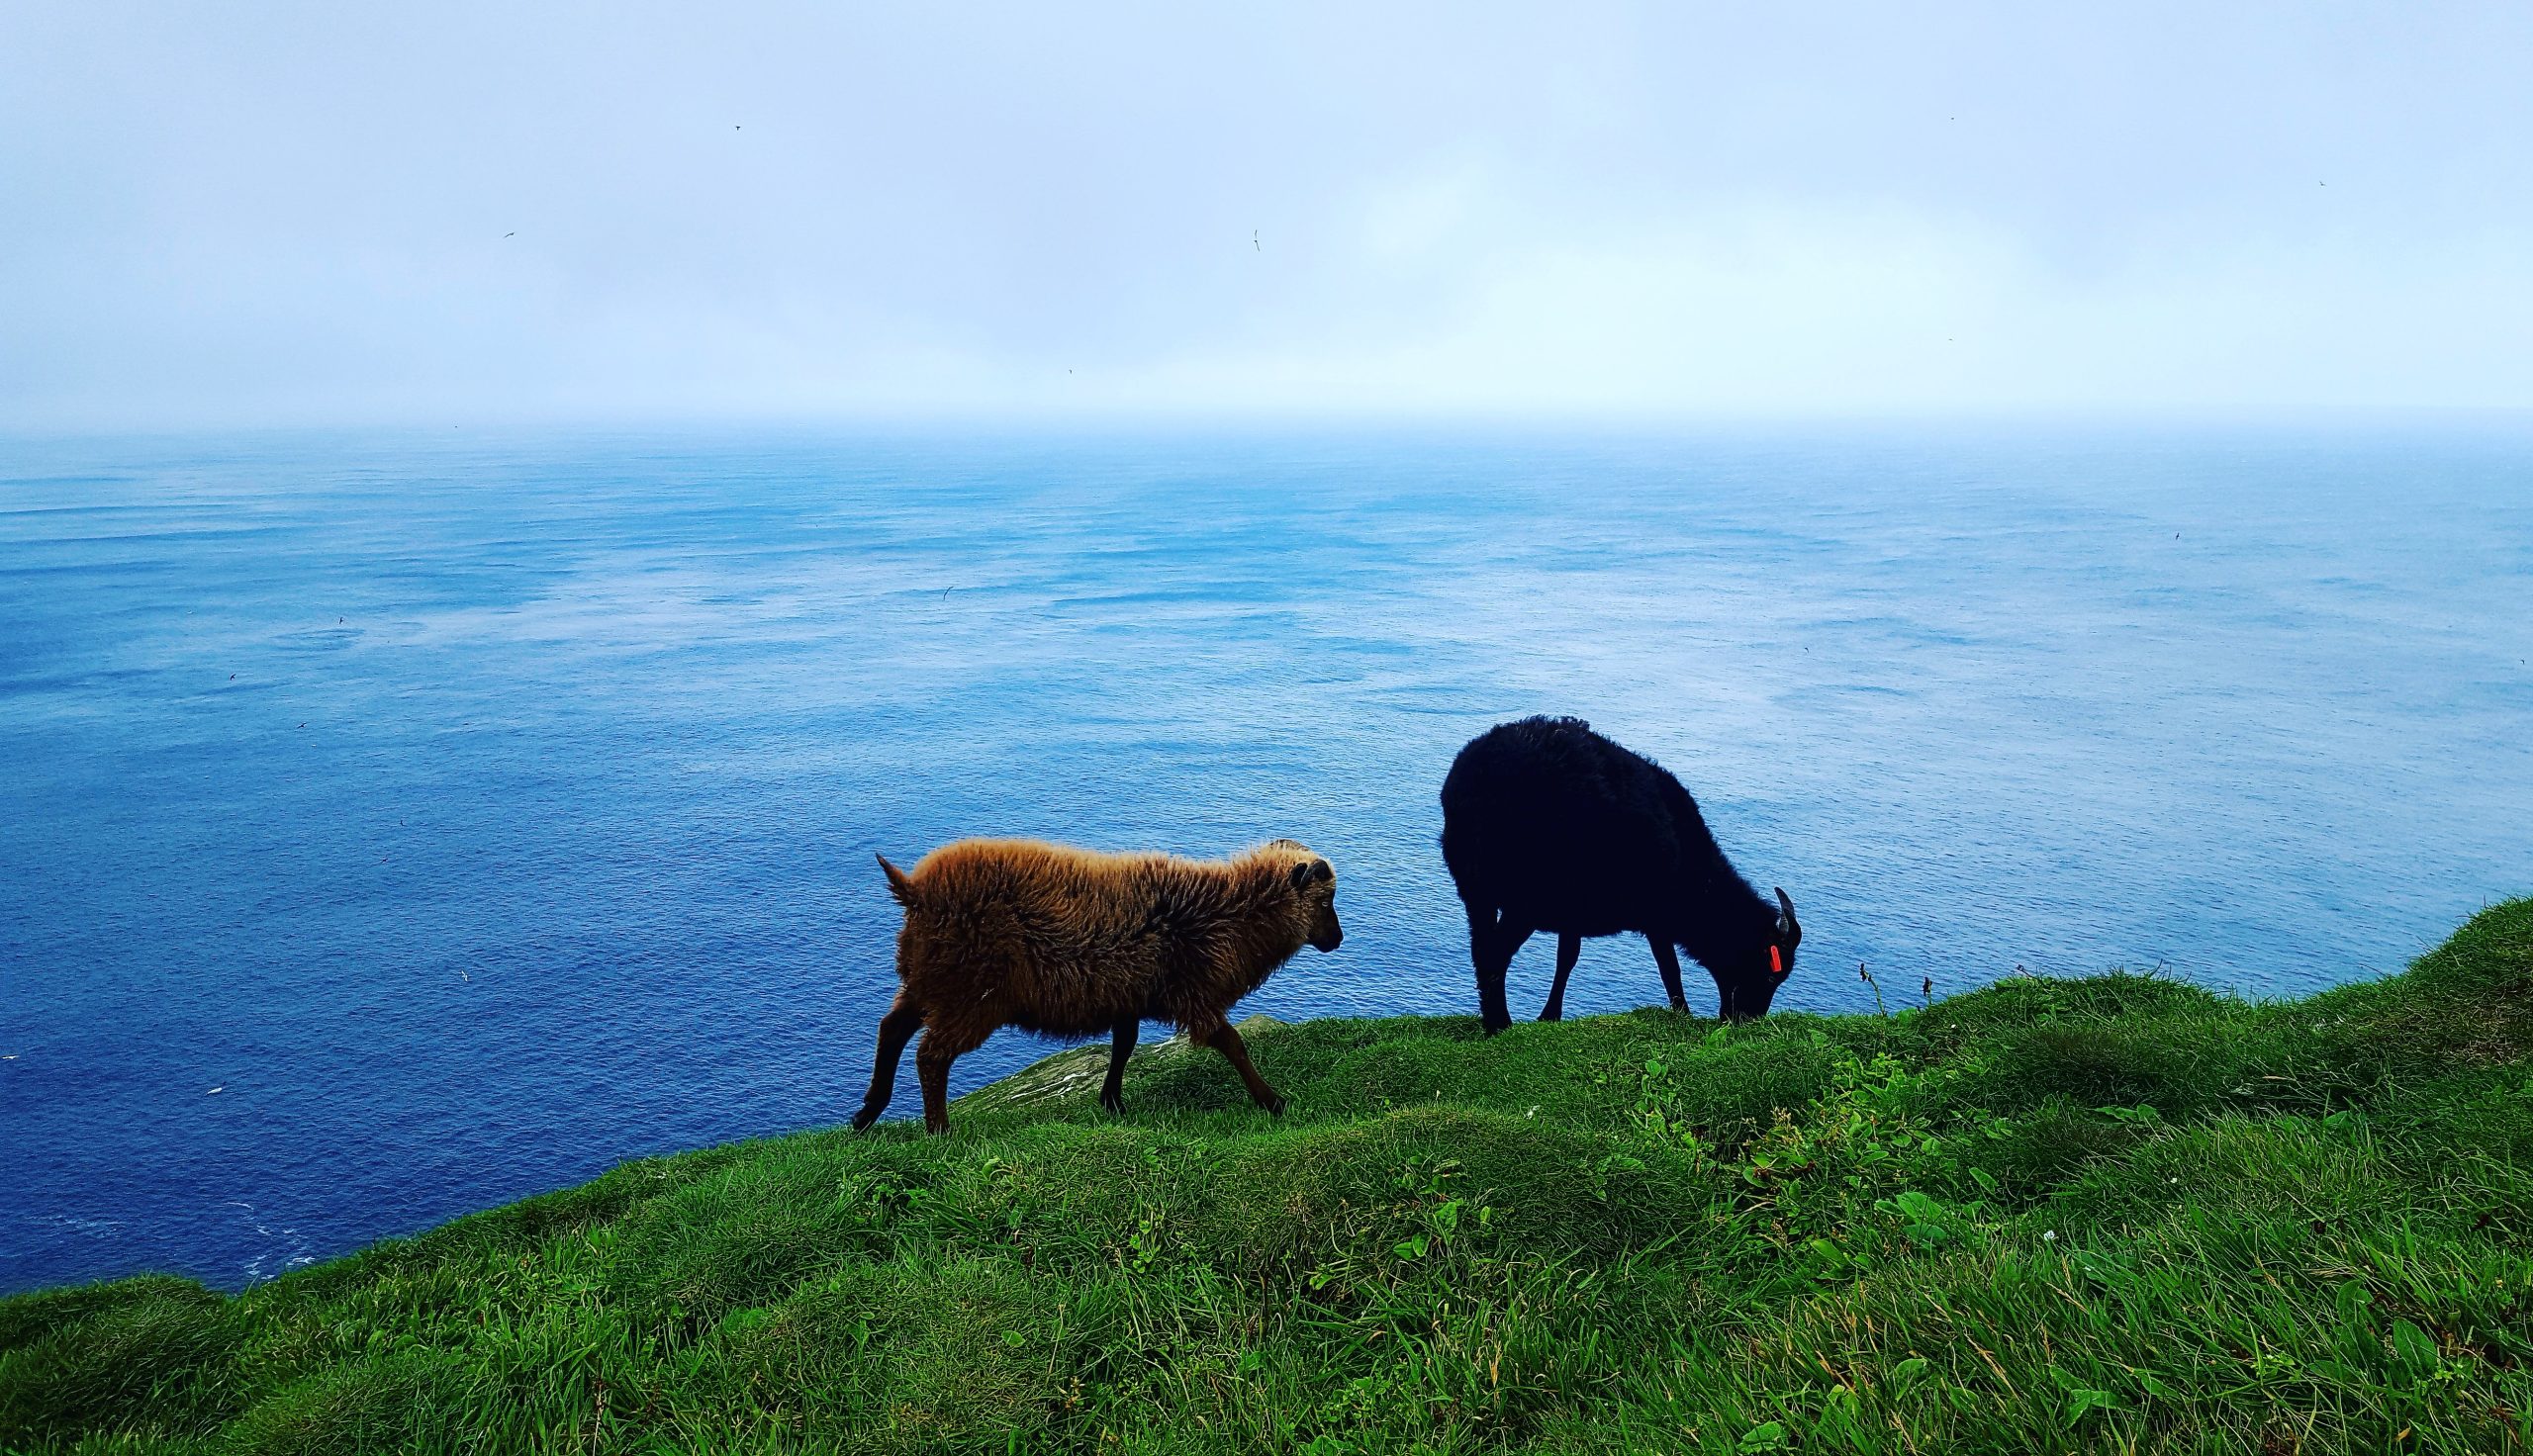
[876,853,918,908]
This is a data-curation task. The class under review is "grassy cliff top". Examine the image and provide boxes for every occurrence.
[6,902,2532,1455]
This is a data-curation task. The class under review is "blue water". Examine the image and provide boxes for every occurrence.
[4,425,2529,1295]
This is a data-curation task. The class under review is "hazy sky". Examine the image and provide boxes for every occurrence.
[5,3,2530,427]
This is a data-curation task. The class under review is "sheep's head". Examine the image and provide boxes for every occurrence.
[1714,886,1801,1022]
[1279,849,1344,953]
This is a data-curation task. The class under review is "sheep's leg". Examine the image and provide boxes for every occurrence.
[1649,939,1691,1014]
[1200,1024,1286,1117]
[1100,1021,1138,1114]
[1466,903,1527,1035]
[851,995,926,1132]
[915,1025,983,1135]
[1540,933,1582,1022]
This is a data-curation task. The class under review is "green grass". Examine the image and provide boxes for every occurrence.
[8,902,2533,1455]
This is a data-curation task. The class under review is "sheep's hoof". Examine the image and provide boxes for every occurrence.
[850,1106,882,1133]
[1099,1091,1124,1115]
[1262,1094,1287,1118]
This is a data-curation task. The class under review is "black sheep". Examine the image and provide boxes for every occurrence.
[1439,715,1801,1032]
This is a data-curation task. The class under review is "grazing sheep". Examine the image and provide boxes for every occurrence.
[1440,715,1801,1032]
[853,837,1343,1134]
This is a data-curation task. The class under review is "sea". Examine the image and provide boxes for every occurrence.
[4,423,2529,1294]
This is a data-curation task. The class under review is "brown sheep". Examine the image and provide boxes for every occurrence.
[851,837,1344,1134]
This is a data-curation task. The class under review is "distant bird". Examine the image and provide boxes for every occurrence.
[504,231,515,238]
[207,1086,224,1095]
[229,674,235,680]
[1254,228,1260,251]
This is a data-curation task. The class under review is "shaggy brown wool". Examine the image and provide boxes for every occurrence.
[852,837,1343,1134]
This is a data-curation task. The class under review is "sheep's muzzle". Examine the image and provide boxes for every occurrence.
[1308,911,1344,953]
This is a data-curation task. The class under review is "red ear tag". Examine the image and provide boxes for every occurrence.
[1768,945,1783,975]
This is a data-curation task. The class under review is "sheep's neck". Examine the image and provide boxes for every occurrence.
[1668,873,1774,971]
[1140,861,1304,1016]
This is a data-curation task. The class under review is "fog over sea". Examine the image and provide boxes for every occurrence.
[4,424,2528,1293]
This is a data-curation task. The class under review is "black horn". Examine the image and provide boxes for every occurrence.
[1774,886,1799,939]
